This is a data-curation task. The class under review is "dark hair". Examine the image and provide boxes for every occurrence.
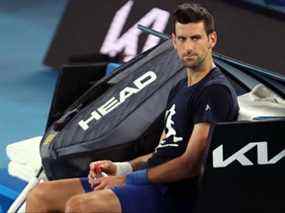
[172,2,215,35]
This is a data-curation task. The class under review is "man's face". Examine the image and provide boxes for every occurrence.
[172,21,217,70]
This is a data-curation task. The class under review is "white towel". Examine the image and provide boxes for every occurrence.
[6,136,42,167]
[6,136,43,182]
[8,161,40,182]
[238,84,285,120]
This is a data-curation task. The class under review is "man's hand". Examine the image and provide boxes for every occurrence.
[94,176,126,190]
[89,160,117,175]
[88,160,117,188]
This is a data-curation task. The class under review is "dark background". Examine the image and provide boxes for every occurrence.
[44,0,285,75]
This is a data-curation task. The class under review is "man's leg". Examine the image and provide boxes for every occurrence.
[76,177,170,213]
[65,183,170,213]
[26,178,84,212]
[65,189,122,213]
[26,177,169,213]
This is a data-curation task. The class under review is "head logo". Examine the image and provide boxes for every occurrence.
[78,71,157,131]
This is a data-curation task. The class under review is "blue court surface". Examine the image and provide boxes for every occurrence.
[0,1,67,211]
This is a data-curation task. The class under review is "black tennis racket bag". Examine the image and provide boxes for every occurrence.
[40,40,186,180]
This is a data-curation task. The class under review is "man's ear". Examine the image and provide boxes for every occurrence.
[208,31,217,49]
[172,33,177,49]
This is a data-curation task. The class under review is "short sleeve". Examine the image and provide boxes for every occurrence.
[167,79,185,104]
[192,85,233,124]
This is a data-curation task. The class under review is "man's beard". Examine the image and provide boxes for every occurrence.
[182,55,205,70]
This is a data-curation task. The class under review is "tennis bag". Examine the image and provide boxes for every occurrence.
[40,40,186,180]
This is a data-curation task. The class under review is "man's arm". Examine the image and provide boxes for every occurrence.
[127,85,236,185]
[130,131,165,170]
[94,126,209,188]
[90,131,165,175]
[130,153,153,171]
[91,131,166,190]
[147,123,210,183]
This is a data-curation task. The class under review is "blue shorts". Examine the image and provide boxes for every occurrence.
[80,177,171,213]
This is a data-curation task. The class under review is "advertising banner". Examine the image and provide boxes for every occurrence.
[44,0,177,68]
[44,0,285,75]
[195,120,285,213]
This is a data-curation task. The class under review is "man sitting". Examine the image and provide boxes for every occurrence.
[26,3,239,213]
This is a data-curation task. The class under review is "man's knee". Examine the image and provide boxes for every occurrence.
[26,182,51,211]
[65,194,104,213]
[27,183,45,202]
[65,194,84,213]
[65,190,121,213]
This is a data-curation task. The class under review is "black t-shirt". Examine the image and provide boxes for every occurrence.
[147,67,239,211]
